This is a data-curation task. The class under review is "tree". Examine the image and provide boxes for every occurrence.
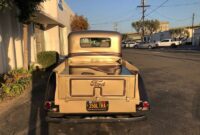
[0,0,46,70]
[169,28,189,40]
[131,21,143,35]
[146,20,160,36]
[132,19,160,38]
[70,14,89,31]
[122,34,128,41]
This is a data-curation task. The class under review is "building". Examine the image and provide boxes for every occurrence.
[149,26,194,43]
[157,21,170,32]
[0,0,74,74]
[122,32,141,42]
[149,31,171,42]
[194,28,200,46]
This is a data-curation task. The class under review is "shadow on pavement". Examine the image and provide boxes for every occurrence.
[28,68,50,135]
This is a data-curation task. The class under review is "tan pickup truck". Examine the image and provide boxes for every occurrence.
[45,31,150,123]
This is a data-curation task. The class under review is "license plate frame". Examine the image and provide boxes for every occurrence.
[86,101,109,111]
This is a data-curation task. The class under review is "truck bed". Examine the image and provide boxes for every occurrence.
[60,65,132,75]
[56,59,138,75]
[50,60,142,114]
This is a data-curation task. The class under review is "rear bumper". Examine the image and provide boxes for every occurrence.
[46,111,149,123]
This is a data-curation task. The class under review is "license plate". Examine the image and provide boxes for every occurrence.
[86,101,109,111]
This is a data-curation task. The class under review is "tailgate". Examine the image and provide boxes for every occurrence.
[55,75,140,113]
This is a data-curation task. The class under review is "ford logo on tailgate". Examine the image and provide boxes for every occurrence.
[90,80,105,88]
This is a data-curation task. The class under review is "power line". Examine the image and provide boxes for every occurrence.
[91,15,141,26]
[153,10,192,22]
[90,7,138,23]
[91,8,140,26]
[145,0,169,17]
[152,1,200,8]
[113,22,118,31]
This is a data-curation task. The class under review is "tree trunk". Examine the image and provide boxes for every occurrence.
[23,23,29,70]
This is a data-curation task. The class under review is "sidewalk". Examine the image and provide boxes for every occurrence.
[0,70,49,135]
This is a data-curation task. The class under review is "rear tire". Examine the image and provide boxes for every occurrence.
[155,44,159,48]
[148,45,153,49]
[171,44,177,48]
[134,45,138,49]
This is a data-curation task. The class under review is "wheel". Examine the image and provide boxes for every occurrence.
[171,44,177,48]
[148,45,153,49]
[134,45,138,49]
[155,44,159,48]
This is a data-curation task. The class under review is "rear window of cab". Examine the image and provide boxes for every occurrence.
[80,38,111,48]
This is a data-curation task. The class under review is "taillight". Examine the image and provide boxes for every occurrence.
[142,101,150,111]
[136,101,150,111]
[44,101,59,112]
[44,101,52,110]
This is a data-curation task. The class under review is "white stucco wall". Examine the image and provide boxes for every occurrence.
[41,0,74,55]
[44,26,60,53]
[0,9,24,73]
[58,0,74,28]
[0,0,74,74]
[62,27,69,55]
[41,0,58,19]
[41,0,74,27]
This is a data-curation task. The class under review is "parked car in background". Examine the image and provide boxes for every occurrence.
[122,40,138,48]
[125,41,138,48]
[155,39,182,47]
[134,42,157,49]
[122,41,126,48]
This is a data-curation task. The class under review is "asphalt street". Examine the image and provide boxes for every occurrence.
[0,49,200,135]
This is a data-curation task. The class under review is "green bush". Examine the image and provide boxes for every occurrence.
[0,68,32,101]
[37,51,59,68]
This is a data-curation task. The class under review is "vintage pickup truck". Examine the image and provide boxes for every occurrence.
[44,31,150,123]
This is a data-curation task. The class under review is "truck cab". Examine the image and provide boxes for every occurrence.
[45,31,150,122]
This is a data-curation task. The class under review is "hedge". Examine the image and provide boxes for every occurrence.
[37,51,59,68]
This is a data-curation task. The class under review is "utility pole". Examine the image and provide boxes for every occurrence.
[137,0,150,42]
[113,22,118,31]
[192,13,195,46]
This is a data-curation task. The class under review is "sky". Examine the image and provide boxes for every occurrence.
[65,0,200,33]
